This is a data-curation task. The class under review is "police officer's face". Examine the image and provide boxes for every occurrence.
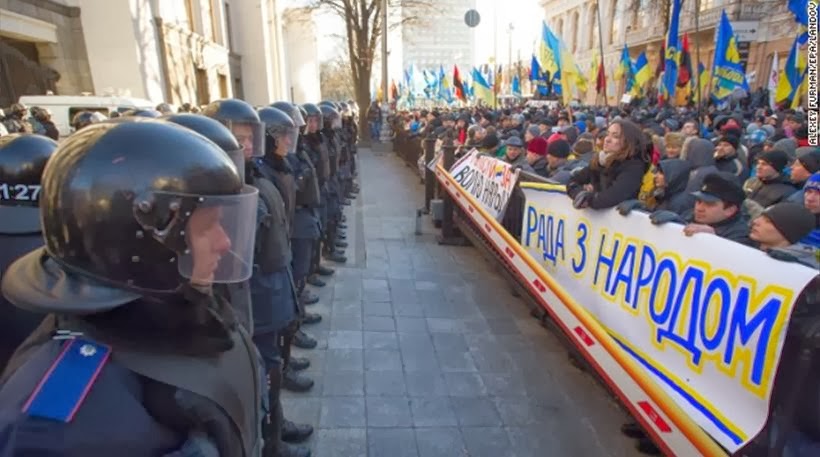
[232,124,255,160]
[276,133,290,157]
[307,117,320,133]
[187,206,232,285]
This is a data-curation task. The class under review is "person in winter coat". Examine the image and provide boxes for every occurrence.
[526,136,549,177]
[750,203,818,269]
[681,137,721,193]
[714,134,749,180]
[653,159,695,216]
[543,139,584,185]
[567,119,648,210]
[746,150,798,208]
[799,173,820,251]
[787,147,820,204]
[502,136,535,173]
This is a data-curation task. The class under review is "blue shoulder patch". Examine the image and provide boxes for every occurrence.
[22,338,111,422]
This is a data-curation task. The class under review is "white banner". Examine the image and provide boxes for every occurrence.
[448,149,519,220]
[520,185,818,452]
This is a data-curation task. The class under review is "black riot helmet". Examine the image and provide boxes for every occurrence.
[203,99,265,159]
[2,119,260,314]
[270,101,305,129]
[0,134,58,234]
[122,108,162,118]
[302,103,322,133]
[339,102,352,119]
[319,105,342,130]
[257,107,298,157]
[163,113,245,183]
[71,110,107,132]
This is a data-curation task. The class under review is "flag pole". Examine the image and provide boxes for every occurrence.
[693,0,703,128]
[596,0,608,105]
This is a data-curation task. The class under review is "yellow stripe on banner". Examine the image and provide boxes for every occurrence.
[519,182,567,192]
[438,164,728,457]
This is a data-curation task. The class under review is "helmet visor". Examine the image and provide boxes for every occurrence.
[176,185,259,284]
[227,120,265,159]
[226,147,246,182]
[306,114,322,133]
[290,108,306,128]
[271,125,299,155]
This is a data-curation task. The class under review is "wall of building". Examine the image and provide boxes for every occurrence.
[0,0,94,104]
[282,7,321,103]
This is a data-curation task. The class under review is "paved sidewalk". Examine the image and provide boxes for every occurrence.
[283,149,641,457]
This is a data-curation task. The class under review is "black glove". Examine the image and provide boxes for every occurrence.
[572,191,594,209]
[616,199,644,216]
[649,210,686,225]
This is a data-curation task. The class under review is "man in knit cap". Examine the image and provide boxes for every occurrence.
[714,134,749,180]
[751,202,818,268]
[543,139,584,185]
[502,136,534,173]
[787,148,820,204]
[747,150,798,207]
[664,132,685,159]
[526,136,549,177]
[800,173,820,250]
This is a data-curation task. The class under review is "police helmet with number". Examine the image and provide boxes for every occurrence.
[0,134,58,234]
[257,107,298,157]
[203,99,265,159]
[270,101,305,128]
[1,119,259,314]
[163,113,246,183]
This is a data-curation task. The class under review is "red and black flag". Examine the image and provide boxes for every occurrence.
[677,33,692,87]
[596,60,606,93]
[453,65,467,101]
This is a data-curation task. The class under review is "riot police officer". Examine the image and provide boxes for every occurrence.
[256,107,322,393]
[205,100,313,456]
[71,110,107,133]
[163,113,253,330]
[0,134,58,370]
[0,119,263,456]
[271,101,321,307]
[318,104,348,264]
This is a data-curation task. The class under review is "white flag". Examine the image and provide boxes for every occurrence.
[768,53,779,110]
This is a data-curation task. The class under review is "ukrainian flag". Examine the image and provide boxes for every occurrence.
[775,34,808,108]
[632,52,651,93]
[471,68,494,106]
[539,22,559,76]
[543,23,587,103]
[711,11,749,101]
[614,44,634,93]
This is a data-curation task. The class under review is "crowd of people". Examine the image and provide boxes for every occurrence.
[0,98,358,456]
[393,100,820,456]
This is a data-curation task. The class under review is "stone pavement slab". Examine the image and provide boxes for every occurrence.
[283,149,642,457]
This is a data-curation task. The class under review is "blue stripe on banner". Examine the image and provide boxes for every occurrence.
[23,338,111,422]
[612,336,743,445]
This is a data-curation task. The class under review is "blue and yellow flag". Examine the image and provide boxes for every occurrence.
[543,22,587,103]
[539,22,559,76]
[614,44,635,93]
[512,75,521,97]
[711,10,749,101]
[662,0,683,100]
[530,54,548,96]
[775,34,808,108]
[789,0,810,44]
[471,67,494,106]
[633,52,652,94]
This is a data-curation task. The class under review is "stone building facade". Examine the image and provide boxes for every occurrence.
[0,0,94,107]
[541,0,799,104]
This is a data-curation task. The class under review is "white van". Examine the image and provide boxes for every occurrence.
[18,95,155,138]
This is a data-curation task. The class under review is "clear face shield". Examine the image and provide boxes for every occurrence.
[225,147,246,182]
[172,185,259,285]
[227,120,264,160]
[290,108,306,128]
[307,115,322,133]
[275,125,299,155]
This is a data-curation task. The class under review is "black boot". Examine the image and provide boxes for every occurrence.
[335,240,348,248]
[283,366,314,392]
[282,419,314,443]
[302,312,322,325]
[300,289,320,304]
[306,274,326,287]
[316,265,335,276]
[289,356,310,371]
[292,329,317,349]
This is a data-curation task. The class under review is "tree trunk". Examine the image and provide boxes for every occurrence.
[353,63,372,145]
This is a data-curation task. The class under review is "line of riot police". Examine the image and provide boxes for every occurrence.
[0,97,360,457]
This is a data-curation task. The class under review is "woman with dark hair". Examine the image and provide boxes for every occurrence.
[567,119,649,210]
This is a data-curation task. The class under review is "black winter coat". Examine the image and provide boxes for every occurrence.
[567,157,648,209]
